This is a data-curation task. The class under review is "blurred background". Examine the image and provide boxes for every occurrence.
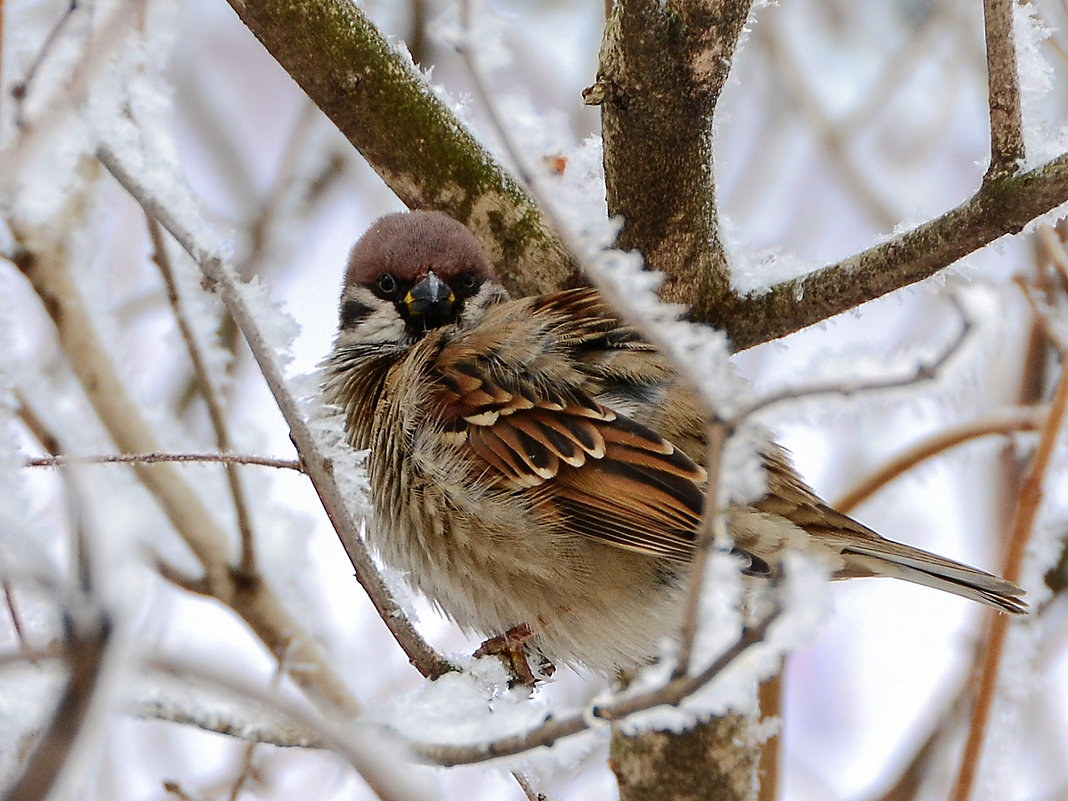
[2,0,1068,799]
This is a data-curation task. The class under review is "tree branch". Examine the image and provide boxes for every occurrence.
[594,0,753,334]
[834,406,1046,513]
[216,0,1068,356]
[982,0,1025,180]
[148,217,258,578]
[219,0,577,298]
[949,319,1067,801]
[13,179,365,718]
[24,452,303,471]
[723,153,1068,349]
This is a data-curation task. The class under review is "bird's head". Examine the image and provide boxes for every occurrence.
[335,211,506,348]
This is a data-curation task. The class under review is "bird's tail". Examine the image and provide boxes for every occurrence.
[840,537,1027,615]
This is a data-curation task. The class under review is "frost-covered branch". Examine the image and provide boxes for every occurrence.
[727,152,1068,349]
[736,291,975,422]
[592,0,751,340]
[982,0,1025,180]
[10,1,81,131]
[418,604,781,767]
[13,221,231,587]
[219,0,576,298]
[142,656,438,801]
[24,453,303,471]
[95,144,453,682]
[674,422,729,679]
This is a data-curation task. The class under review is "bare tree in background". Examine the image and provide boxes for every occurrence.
[2,1,1068,801]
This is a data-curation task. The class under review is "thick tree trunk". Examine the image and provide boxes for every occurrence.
[597,3,764,798]
[596,0,751,329]
[611,712,762,801]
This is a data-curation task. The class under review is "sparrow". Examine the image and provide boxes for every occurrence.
[322,210,1027,678]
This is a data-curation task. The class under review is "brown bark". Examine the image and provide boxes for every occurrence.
[611,713,761,801]
[597,0,751,330]
[221,0,579,298]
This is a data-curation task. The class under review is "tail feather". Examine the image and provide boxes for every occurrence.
[841,539,1027,615]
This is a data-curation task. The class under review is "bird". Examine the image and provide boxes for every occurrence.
[322,210,1027,679]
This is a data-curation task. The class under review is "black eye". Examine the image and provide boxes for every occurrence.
[376,273,398,296]
[456,270,480,295]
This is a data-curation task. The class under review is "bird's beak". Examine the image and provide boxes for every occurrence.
[404,270,456,323]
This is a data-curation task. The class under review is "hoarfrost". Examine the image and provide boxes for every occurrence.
[373,656,561,751]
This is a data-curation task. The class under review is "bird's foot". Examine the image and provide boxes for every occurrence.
[474,623,555,687]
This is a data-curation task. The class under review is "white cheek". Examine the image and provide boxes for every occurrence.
[334,307,408,347]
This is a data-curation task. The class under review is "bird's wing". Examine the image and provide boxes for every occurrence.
[431,290,707,563]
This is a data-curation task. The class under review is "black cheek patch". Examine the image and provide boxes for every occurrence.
[340,299,374,328]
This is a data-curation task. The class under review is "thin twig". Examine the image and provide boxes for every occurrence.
[834,406,1046,513]
[15,396,62,454]
[756,674,782,801]
[419,604,782,766]
[870,675,974,801]
[12,1,79,130]
[152,558,211,596]
[198,101,333,397]
[0,0,138,187]
[148,217,258,576]
[162,782,206,801]
[8,397,67,653]
[95,144,452,681]
[511,772,547,801]
[948,346,1067,801]
[982,0,1025,180]
[146,654,437,801]
[758,20,898,228]
[3,582,28,649]
[24,452,302,471]
[1041,222,1068,287]
[674,421,728,678]
[456,0,539,190]
[736,291,973,424]
[1016,274,1068,353]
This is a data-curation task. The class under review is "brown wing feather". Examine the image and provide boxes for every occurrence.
[433,326,709,561]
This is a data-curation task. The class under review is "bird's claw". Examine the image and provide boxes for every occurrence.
[474,623,555,686]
